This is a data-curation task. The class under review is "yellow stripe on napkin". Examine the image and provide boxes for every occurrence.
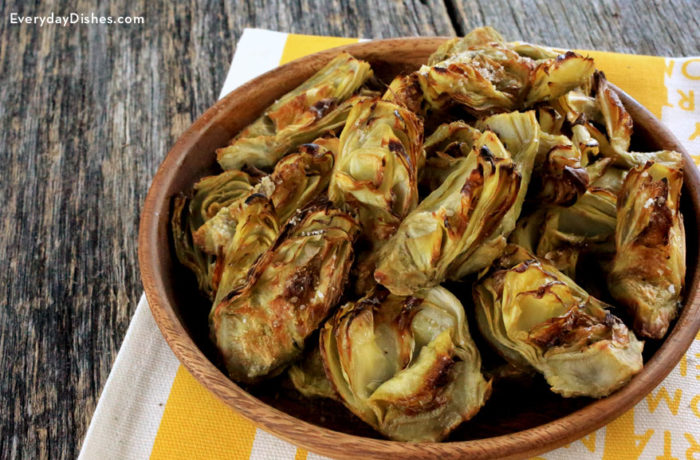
[280,33,359,64]
[150,366,257,459]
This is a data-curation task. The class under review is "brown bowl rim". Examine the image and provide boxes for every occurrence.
[138,37,700,460]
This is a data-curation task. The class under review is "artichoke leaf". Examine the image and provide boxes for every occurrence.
[508,42,561,60]
[320,286,490,442]
[552,89,602,126]
[608,159,685,339]
[474,245,643,398]
[210,201,359,383]
[591,164,628,194]
[537,105,565,135]
[610,149,684,171]
[595,72,634,161]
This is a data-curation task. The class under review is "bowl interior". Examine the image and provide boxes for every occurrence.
[140,38,700,458]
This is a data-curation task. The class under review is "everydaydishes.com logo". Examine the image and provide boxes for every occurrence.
[8,12,145,27]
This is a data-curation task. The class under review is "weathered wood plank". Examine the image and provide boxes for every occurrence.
[446,0,700,56]
[0,1,454,459]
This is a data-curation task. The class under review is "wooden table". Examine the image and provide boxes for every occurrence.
[0,0,697,458]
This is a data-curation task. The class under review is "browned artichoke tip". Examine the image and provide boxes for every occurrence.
[382,73,424,114]
[608,160,685,339]
[508,42,561,60]
[210,199,359,383]
[216,52,373,171]
[537,144,590,206]
[319,285,490,441]
[537,105,566,134]
[594,71,634,160]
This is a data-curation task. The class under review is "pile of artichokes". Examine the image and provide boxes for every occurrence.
[171,27,686,442]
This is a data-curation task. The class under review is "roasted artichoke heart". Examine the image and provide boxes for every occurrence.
[474,246,643,398]
[375,128,531,295]
[195,140,335,255]
[330,99,424,242]
[210,201,359,382]
[171,170,258,298]
[388,27,594,116]
[418,42,533,115]
[217,53,372,170]
[212,193,280,306]
[428,26,506,65]
[525,51,595,106]
[608,156,685,339]
[449,110,540,279]
[320,286,490,441]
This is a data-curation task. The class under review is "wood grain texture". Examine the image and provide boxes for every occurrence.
[447,0,700,56]
[0,0,697,458]
[139,40,700,459]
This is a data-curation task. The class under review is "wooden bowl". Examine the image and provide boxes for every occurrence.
[138,38,700,459]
